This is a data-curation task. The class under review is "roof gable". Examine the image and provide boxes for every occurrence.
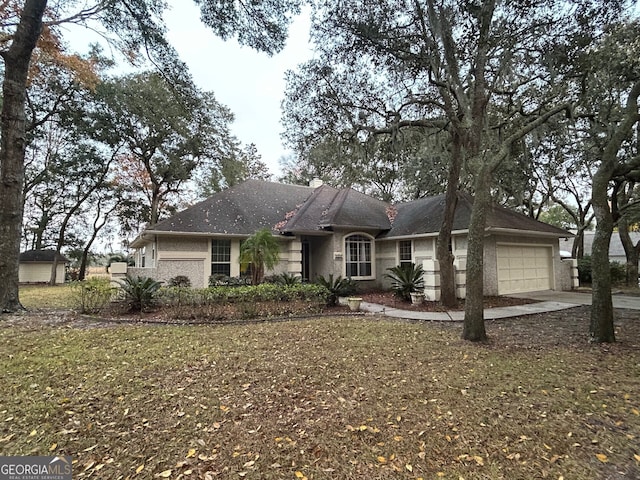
[281,185,391,233]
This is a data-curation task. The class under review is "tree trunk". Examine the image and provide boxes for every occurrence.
[437,137,462,308]
[618,218,639,288]
[0,0,48,313]
[49,255,59,285]
[462,164,490,342]
[589,80,640,342]
[589,196,615,343]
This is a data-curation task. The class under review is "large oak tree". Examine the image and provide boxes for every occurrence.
[0,0,301,313]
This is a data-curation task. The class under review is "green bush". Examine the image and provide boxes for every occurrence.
[71,277,116,313]
[384,263,425,301]
[158,283,329,321]
[119,275,163,312]
[265,272,302,285]
[577,255,627,286]
[315,274,357,306]
[208,274,251,287]
[577,256,592,283]
[610,261,626,285]
[168,275,191,288]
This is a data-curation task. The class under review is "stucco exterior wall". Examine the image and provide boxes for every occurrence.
[158,260,205,288]
[305,235,333,282]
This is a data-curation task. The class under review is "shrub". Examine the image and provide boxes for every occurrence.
[577,255,628,285]
[208,274,251,287]
[315,274,357,306]
[168,275,192,288]
[610,261,626,285]
[384,263,425,301]
[158,283,329,321]
[71,277,116,313]
[119,275,163,312]
[577,256,592,284]
[266,272,302,286]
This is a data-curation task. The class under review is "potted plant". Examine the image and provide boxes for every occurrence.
[347,297,363,311]
[410,291,425,305]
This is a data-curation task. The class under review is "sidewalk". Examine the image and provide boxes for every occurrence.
[358,290,640,322]
[359,300,577,321]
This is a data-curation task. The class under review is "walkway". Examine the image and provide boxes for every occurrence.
[359,290,640,322]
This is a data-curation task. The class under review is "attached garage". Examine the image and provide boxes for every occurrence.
[496,244,553,294]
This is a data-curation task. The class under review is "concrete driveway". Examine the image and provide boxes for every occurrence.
[509,290,640,310]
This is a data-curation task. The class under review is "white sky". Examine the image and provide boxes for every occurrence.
[163,2,314,176]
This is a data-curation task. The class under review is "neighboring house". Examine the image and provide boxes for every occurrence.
[560,232,640,266]
[129,179,574,297]
[19,250,69,284]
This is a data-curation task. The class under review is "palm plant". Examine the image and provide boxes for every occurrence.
[119,275,163,312]
[239,228,281,285]
[315,274,357,306]
[384,263,425,301]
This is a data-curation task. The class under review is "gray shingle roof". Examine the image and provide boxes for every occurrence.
[20,250,70,263]
[149,180,314,235]
[281,185,391,233]
[138,180,569,241]
[380,193,570,238]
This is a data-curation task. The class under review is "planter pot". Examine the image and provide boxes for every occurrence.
[410,292,425,305]
[347,297,363,311]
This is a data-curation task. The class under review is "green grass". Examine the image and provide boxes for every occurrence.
[1,313,639,479]
[19,284,75,309]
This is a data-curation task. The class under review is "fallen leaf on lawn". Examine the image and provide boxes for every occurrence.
[596,453,608,463]
[359,425,368,431]
[632,408,639,416]
[136,465,144,474]
[29,429,37,436]
[473,455,484,466]
[405,463,413,472]
[49,443,57,451]
[295,472,306,479]
[220,405,230,412]
[186,449,196,458]
[242,460,255,468]
[377,456,387,464]
[634,454,640,462]
[157,469,172,478]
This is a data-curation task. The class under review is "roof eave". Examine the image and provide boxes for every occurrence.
[486,227,574,238]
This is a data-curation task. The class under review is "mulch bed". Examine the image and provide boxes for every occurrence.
[358,290,535,312]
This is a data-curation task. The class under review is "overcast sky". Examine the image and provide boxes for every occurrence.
[163,3,314,176]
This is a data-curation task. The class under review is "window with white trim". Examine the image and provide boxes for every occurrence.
[399,240,412,268]
[211,239,231,276]
[345,234,372,278]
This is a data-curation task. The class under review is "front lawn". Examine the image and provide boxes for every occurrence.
[1,309,639,479]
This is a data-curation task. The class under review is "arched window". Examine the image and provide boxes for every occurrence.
[345,234,373,278]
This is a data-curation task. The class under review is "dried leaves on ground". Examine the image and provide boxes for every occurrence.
[0,306,639,480]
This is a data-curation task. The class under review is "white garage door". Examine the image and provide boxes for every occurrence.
[497,245,552,294]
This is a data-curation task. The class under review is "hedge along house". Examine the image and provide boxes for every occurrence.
[128,179,575,296]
